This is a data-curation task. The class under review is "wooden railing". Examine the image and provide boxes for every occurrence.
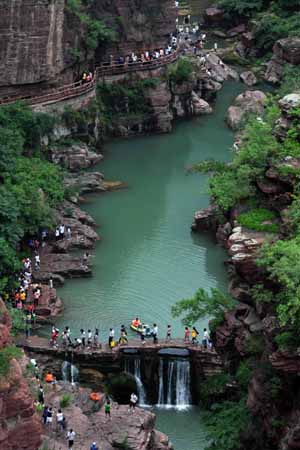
[0,51,178,107]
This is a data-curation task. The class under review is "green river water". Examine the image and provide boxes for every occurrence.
[56,80,244,449]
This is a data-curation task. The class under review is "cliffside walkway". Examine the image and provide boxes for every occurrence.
[0,52,178,107]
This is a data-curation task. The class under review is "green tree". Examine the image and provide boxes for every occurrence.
[172,288,235,329]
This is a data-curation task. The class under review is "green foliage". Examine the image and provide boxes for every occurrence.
[171,288,235,328]
[244,334,265,355]
[279,65,300,94]
[274,331,300,350]
[237,208,279,233]
[0,102,55,150]
[0,103,63,292]
[269,375,282,399]
[167,57,194,85]
[7,306,26,335]
[197,100,281,211]
[66,0,116,52]
[97,79,159,121]
[236,362,252,391]
[218,0,263,17]
[60,393,73,408]
[254,12,300,53]
[0,345,22,377]
[257,237,300,325]
[204,398,250,450]
[200,373,230,406]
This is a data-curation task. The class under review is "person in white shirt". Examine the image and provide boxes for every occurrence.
[152,324,158,344]
[129,392,138,411]
[109,328,115,348]
[56,409,65,430]
[202,328,210,348]
[67,429,76,449]
[59,224,65,239]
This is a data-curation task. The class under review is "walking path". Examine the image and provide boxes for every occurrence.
[0,51,178,107]
[18,335,216,356]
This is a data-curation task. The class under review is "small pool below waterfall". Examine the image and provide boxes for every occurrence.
[155,407,209,450]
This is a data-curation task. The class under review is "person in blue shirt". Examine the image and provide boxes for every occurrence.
[90,443,98,450]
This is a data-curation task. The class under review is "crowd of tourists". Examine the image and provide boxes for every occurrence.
[2,222,78,336]
[48,320,213,351]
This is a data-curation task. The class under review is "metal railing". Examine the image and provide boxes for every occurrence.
[0,51,178,107]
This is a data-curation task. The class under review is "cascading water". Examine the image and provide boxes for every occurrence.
[61,361,79,384]
[157,359,192,410]
[124,358,148,406]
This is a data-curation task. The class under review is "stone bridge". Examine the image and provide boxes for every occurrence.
[0,52,178,108]
[19,336,223,402]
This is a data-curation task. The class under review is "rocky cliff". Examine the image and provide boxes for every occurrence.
[192,92,300,450]
[0,0,176,97]
[0,299,42,450]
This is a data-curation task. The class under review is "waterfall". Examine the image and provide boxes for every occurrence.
[157,358,164,405]
[133,359,147,406]
[157,359,192,410]
[62,361,69,382]
[61,361,79,384]
[124,358,148,406]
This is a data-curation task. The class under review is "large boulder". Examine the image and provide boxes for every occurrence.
[50,142,103,171]
[206,53,239,83]
[240,71,257,86]
[273,38,300,65]
[226,90,267,130]
[278,93,300,115]
[264,57,283,84]
[191,92,212,115]
[204,7,224,25]
[227,106,244,130]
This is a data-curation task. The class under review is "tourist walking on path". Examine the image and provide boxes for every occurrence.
[191,327,199,344]
[104,400,111,420]
[202,328,210,349]
[119,325,128,345]
[38,385,44,404]
[56,408,65,431]
[108,328,115,348]
[42,406,48,425]
[81,328,86,347]
[152,323,158,344]
[46,407,53,426]
[166,325,171,341]
[93,328,99,348]
[184,326,190,342]
[129,393,138,411]
[140,326,146,345]
[67,429,76,449]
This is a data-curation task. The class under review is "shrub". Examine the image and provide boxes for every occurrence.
[244,335,264,355]
[237,208,279,233]
[218,0,263,18]
[275,331,300,350]
[60,393,72,408]
[0,345,22,377]
[204,398,250,450]
[200,373,230,406]
[167,58,193,85]
[236,362,252,391]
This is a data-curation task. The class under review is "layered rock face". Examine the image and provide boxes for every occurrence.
[0,0,176,96]
[0,299,42,450]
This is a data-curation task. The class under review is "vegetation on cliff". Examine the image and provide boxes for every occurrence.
[0,103,64,292]
[218,0,300,52]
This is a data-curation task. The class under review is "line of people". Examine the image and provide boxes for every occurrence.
[49,323,213,350]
